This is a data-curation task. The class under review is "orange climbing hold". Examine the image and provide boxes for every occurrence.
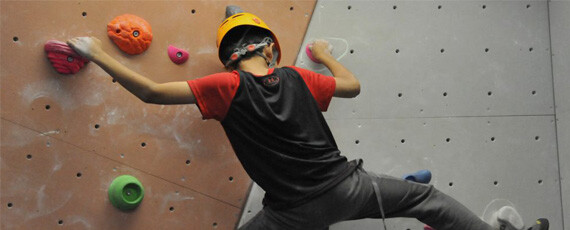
[107,14,153,55]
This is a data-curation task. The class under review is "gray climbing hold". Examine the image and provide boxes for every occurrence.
[225,5,244,19]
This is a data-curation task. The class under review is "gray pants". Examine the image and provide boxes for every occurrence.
[239,166,494,230]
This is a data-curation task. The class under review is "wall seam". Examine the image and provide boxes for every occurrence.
[545,0,565,229]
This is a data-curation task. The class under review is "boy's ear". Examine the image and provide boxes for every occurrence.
[264,43,275,60]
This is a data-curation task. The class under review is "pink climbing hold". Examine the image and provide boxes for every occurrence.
[305,43,321,63]
[167,45,189,65]
[44,40,89,74]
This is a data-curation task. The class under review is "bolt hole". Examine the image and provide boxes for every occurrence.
[440,48,445,53]
[529,47,534,52]
[58,220,64,225]
[350,49,354,54]
[438,5,442,9]
[213,222,218,227]
[398,93,403,98]
[112,79,117,83]
[446,138,451,142]
[13,36,19,42]
[485,48,490,52]
[7,203,13,208]
[120,153,125,159]
[82,12,87,17]
[535,136,540,141]
[538,179,543,184]
[393,5,397,10]
[169,206,175,212]
[141,142,146,147]
[186,160,191,165]
[95,124,100,129]
[27,154,32,160]
[355,140,360,144]
[527,4,531,8]
[494,181,498,186]
[488,91,493,96]
[482,5,487,9]
[290,6,294,11]
[449,182,453,186]
[443,92,448,97]
[531,90,537,95]
[491,137,496,142]
[347,5,352,10]
[76,172,82,178]
[395,49,400,53]
[229,176,234,182]
[401,139,406,143]
[191,9,196,14]
[45,105,51,110]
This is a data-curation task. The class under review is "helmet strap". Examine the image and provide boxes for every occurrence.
[225,36,274,67]
[269,46,279,68]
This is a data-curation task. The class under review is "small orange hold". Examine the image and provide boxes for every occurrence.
[107,14,152,55]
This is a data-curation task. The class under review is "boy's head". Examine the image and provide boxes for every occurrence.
[217,13,281,70]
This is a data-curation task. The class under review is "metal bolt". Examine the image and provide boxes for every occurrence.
[176,52,182,58]
[133,30,140,37]
[67,56,74,62]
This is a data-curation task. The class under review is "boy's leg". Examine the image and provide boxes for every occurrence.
[352,170,494,230]
[239,167,375,230]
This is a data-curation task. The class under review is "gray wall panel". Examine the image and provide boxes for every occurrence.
[327,116,561,229]
[239,1,565,229]
[550,1,570,229]
[300,1,554,120]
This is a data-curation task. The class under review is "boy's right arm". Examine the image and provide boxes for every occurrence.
[310,40,360,98]
[67,37,196,105]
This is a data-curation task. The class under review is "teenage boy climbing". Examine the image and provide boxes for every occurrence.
[67,7,549,230]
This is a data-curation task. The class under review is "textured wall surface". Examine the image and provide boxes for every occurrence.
[0,1,315,229]
[241,1,566,229]
[550,0,570,229]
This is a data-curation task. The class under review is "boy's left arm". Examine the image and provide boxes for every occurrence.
[67,37,195,105]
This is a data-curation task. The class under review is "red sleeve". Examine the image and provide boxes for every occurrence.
[288,66,336,111]
[187,71,240,121]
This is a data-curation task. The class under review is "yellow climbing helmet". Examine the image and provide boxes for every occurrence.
[216,12,281,66]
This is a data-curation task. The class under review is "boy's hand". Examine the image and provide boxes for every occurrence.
[67,37,104,61]
[309,39,333,62]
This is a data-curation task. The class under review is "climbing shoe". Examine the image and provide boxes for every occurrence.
[527,218,549,230]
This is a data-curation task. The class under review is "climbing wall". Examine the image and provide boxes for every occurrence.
[240,1,566,229]
[0,1,316,229]
[550,0,570,229]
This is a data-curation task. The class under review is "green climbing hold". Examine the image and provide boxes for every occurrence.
[108,175,144,211]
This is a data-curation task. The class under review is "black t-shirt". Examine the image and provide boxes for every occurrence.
[219,67,358,209]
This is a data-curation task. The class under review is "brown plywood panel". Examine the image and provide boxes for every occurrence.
[1,0,317,229]
[1,119,240,230]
